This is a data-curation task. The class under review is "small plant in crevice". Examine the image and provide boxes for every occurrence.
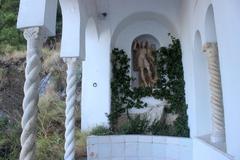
[109,34,190,137]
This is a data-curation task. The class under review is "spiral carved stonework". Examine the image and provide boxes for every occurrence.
[203,42,225,143]
[20,27,47,160]
[64,58,78,160]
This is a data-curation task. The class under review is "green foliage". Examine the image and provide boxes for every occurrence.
[150,120,171,136]
[0,117,21,160]
[37,93,65,137]
[36,93,88,159]
[0,68,6,79]
[0,93,86,159]
[0,1,63,54]
[109,34,190,137]
[75,131,89,158]
[109,49,146,130]
[155,34,189,137]
[90,125,113,136]
[90,117,171,136]
[0,0,25,54]
[117,116,150,135]
[36,133,64,160]
[35,94,66,159]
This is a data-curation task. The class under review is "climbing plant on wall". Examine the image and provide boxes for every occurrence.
[109,34,190,137]
[155,34,189,136]
[109,49,145,130]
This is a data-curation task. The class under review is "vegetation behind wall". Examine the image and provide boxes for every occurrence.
[0,49,85,160]
[108,34,190,137]
[0,0,62,54]
[0,0,25,54]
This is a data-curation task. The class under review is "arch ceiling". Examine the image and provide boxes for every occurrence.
[59,0,98,59]
[204,4,217,42]
[111,12,178,47]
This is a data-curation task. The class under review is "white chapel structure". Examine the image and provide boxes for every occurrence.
[17,0,240,160]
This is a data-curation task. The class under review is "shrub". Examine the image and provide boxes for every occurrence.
[75,131,89,158]
[109,35,190,137]
[37,92,87,159]
[36,133,64,160]
[90,125,113,136]
[38,93,65,137]
[0,117,21,160]
[117,116,150,135]
[0,0,25,55]
[150,120,171,136]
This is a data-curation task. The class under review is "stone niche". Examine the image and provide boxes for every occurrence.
[131,34,160,88]
[129,35,176,125]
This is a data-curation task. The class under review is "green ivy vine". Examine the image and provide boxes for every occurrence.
[109,34,190,137]
[109,49,145,129]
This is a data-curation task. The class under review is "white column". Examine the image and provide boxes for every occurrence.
[63,58,78,160]
[203,42,225,143]
[20,27,47,160]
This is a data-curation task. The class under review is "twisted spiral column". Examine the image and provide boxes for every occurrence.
[64,58,78,160]
[203,42,225,143]
[20,27,47,160]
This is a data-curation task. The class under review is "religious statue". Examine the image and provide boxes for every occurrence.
[133,40,157,87]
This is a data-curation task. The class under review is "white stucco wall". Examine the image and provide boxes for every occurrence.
[193,31,211,136]
[212,2,240,159]
[81,0,181,130]
[58,0,240,158]
[113,20,173,57]
[193,138,234,160]
[81,18,111,130]
[181,0,240,159]
[108,0,181,35]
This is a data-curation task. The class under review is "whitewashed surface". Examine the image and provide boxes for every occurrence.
[87,135,192,160]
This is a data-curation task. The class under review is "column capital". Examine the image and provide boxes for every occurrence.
[63,57,78,64]
[23,27,48,42]
[63,57,80,70]
[202,42,218,57]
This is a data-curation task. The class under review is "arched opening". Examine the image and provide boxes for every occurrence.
[193,31,211,136]
[131,34,160,88]
[204,4,226,146]
[205,5,217,42]
[59,0,81,57]
[111,11,177,51]
[111,12,176,88]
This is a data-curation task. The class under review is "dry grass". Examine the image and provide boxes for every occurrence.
[0,48,86,159]
[0,50,26,62]
[42,48,65,73]
[37,91,86,159]
[38,92,65,137]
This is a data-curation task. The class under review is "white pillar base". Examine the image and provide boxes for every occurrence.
[211,131,225,143]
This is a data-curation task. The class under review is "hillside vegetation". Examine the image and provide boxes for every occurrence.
[0,0,25,54]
